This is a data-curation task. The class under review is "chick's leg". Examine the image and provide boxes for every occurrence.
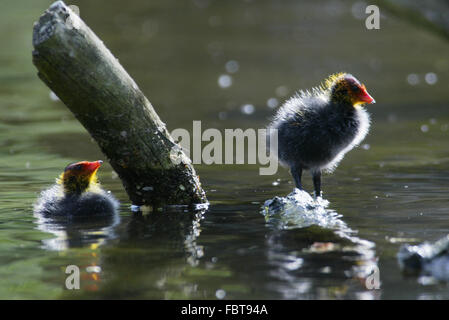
[312,170,322,197]
[291,165,303,190]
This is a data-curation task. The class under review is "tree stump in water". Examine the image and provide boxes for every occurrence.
[32,1,207,208]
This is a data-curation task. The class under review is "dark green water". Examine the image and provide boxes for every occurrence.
[0,0,448,299]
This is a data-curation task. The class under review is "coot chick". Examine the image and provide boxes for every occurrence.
[34,160,119,217]
[269,72,375,197]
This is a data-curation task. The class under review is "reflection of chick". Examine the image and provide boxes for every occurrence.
[269,73,375,197]
[34,160,119,217]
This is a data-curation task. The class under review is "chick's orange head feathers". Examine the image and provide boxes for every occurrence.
[64,160,103,176]
[61,160,103,193]
[345,77,375,105]
[326,73,375,107]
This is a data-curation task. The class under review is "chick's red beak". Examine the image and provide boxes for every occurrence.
[359,85,375,104]
[84,160,103,173]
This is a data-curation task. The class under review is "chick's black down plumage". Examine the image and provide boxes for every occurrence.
[34,160,119,218]
[268,73,374,196]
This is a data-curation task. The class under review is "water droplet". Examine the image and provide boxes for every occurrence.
[225,60,239,73]
[266,97,279,109]
[86,266,101,273]
[406,73,419,86]
[275,85,289,97]
[218,74,232,88]
[362,144,370,150]
[240,104,255,115]
[351,1,367,20]
[215,289,226,299]
[425,72,438,85]
[218,111,227,120]
[320,266,332,274]
[420,124,429,133]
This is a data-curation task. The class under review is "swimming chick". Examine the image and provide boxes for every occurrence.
[34,160,119,217]
[269,72,375,197]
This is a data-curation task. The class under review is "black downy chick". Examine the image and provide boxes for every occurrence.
[34,160,119,217]
[269,73,375,197]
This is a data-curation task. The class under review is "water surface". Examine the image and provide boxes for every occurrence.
[0,0,448,299]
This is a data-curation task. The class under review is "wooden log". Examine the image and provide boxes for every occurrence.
[32,1,207,208]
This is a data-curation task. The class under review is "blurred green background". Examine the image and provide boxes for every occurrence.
[0,0,448,299]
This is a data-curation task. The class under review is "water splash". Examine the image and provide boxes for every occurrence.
[262,189,374,248]
[261,188,378,298]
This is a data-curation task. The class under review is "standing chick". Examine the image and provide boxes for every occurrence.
[269,72,375,197]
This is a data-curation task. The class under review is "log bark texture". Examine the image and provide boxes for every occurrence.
[32,1,207,207]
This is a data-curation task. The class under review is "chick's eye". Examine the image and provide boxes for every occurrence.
[74,164,83,171]
[351,85,360,92]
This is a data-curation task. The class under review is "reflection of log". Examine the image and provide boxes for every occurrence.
[374,0,449,41]
[32,1,207,207]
